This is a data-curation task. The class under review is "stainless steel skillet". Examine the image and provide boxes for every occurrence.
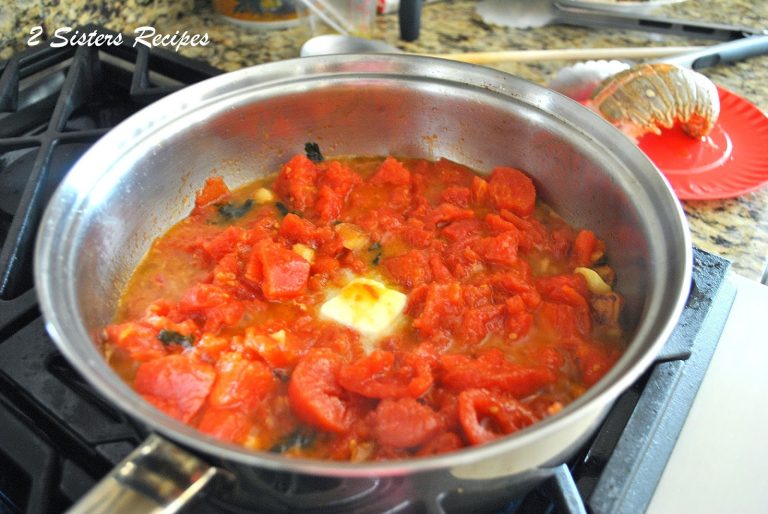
[35,54,691,513]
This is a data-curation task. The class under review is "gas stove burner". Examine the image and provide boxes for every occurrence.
[0,25,736,514]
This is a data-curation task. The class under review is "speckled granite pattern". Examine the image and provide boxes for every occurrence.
[2,0,767,279]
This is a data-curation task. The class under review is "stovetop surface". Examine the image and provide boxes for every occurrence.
[0,26,737,514]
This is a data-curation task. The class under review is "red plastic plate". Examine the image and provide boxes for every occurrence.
[637,86,768,200]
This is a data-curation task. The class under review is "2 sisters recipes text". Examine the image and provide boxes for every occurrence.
[102,145,625,461]
[28,26,209,52]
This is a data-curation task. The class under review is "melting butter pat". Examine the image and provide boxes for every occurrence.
[320,278,407,336]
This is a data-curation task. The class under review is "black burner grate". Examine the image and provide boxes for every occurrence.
[0,25,221,302]
[0,26,736,514]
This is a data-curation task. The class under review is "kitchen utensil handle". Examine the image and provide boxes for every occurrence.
[399,0,422,41]
[66,434,221,514]
[659,35,768,69]
[435,45,702,64]
[553,2,764,41]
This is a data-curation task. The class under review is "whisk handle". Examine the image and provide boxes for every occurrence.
[659,35,768,69]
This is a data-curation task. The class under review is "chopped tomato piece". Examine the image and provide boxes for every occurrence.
[425,203,475,227]
[198,406,251,443]
[178,283,244,333]
[321,160,362,197]
[206,302,246,334]
[440,186,471,208]
[194,176,229,210]
[312,324,362,362]
[195,334,231,362]
[472,230,520,267]
[549,227,573,260]
[409,173,430,216]
[370,156,411,186]
[441,218,483,242]
[538,301,588,341]
[456,286,502,343]
[134,355,216,423]
[105,322,167,362]
[311,255,340,275]
[536,274,590,301]
[573,229,599,266]
[258,245,310,300]
[489,271,536,299]
[142,316,198,341]
[212,252,240,289]
[416,432,464,456]
[471,175,489,205]
[461,283,494,308]
[442,238,484,280]
[488,166,536,216]
[144,299,175,317]
[428,254,453,283]
[387,184,412,211]
[338,351,433,399]
[179,283,233,312]
[383,249,432,289]
[489,271,541,309]
[458,389,537,445]
[273,154,318,212]
[576,342,621,387]
[243,245,264,285]
[440,349,556,397]
[536,275,591,337]
[372,398,441,448]
[339,252,367,274]
[505,295,533,339]
[434,158,475,185]
[537,347,566,370]
[459,305,505,344]
[243,327,310,369]
[315,185,343,222]
[401,219,434,248]
[484,213,517,234]
[288,350,350,433]
[278,213,321,246]
[209,353,275,410]
[499,209,548,251]
[202,226,244,262]
[411,283,464,339]
[355,207,405,242]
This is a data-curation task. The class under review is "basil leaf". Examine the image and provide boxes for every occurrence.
[217,199,254,221]
[275,201,302,218]
[304,142,324,163]
[157,330,194,348]
[269,430,316,453]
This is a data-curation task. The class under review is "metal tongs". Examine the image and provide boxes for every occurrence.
[476,0,766,41]
[553,1,765,40]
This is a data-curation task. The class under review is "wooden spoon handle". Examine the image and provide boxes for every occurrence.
[429,46,704,64]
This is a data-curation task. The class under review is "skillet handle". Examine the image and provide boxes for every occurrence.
[67,434,220,514]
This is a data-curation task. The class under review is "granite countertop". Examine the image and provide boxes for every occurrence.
[3,0,767,280]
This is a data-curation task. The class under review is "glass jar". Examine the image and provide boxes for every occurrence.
[212,0,304,29]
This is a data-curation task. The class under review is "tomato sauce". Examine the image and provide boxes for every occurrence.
[102,148,625,460]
